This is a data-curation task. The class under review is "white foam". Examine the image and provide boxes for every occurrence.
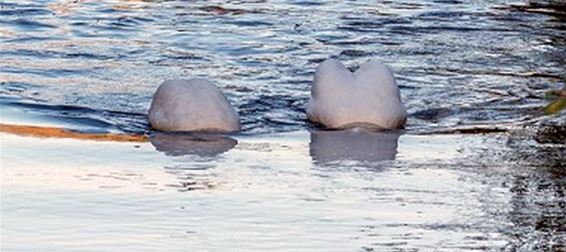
[148,79,241,132]
[306,59,407,129]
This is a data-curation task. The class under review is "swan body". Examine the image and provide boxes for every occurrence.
[148,79,241,132]
[306,59,407,129]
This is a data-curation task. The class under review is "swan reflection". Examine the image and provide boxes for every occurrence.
[150,132,237,157]
[309,129,401,164]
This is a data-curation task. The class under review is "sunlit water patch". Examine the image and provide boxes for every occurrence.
[0,132,517,251]
[2,125,564,250]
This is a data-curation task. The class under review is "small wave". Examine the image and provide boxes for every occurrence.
[0,96,148,135]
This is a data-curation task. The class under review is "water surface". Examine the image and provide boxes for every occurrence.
[1,0,564,134]
[1,0,565,251]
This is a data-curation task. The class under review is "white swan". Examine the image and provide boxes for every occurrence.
[306,59,407,129]
[148,79,241,132]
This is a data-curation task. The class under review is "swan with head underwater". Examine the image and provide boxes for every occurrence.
[148,78,241,133]
[307,59,407,130]
[147,58,406,133]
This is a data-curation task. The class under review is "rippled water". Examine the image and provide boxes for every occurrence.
[1,0,565,251]
[1,0,564,134]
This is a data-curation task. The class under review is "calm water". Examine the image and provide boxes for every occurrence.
[1,0,565,251]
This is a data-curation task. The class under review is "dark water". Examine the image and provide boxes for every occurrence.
[1,0,565,251]
[1,0,564,134]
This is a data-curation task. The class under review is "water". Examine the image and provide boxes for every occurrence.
[1,0,565,251]
[1,0,564,134]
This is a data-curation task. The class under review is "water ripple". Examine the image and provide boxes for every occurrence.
[0,0,564,135]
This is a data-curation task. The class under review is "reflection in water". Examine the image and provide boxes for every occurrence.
[149,132,237,157]
[150,132,237,191]
[309,129,400,164]
[163,164,217,192]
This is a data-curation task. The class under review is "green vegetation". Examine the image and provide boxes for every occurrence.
[544,85,566,115]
